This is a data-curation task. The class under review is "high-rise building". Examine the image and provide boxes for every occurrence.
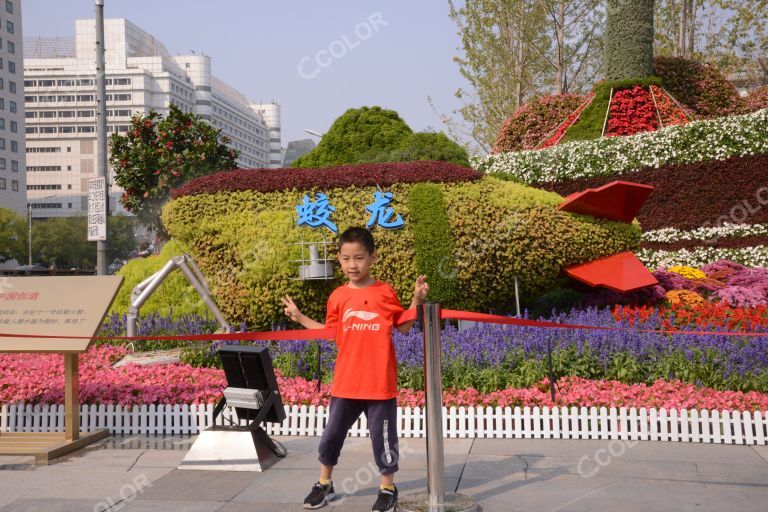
[282,138,316,167]
[0,0,26,216]
[23,18,280,218]
[250,101,281,168]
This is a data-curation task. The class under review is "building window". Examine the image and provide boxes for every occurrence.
[10,120,16,132]
[58,110,75,118]
[7,41,13,54]
[67,184,72,189]
[6,21,13,34]
[24,80,35,87]
[77,125,95,133]
[0,118,5,129]
[77,94,94,102]
[40,127,56,134]
[77,110,94,117]
[59,126,75,134]
[25,111,36,119]
[10,140,17,151]
[0,158,5,169]
[24,95,34,103]
[0,178,5,190]
[7,61,13,74]
[40,111,55,118]
[25,126,37,134]
[8,81,13,93]
[57,95,75,102]
[76,79,94,86]
[10,160,16,172]
[39,79,54,87]
[9,100,15,113]
[57,79,74,87]
[5,1,12,14]
[11,180,17,192]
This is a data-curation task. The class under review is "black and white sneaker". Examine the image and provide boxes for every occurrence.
[371,485,398,512]
[303,481,335,509]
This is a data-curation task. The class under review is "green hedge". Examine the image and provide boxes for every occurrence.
[162,176,640,327]
[604,0,655,81]
[409,183,458,305]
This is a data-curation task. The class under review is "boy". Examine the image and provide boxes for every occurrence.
[281,227,428,512]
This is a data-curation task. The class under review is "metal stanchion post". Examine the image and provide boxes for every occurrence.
[399,303,477,512]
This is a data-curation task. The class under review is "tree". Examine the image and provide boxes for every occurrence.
[605,0,656,81]
[373,132,470,166]
[294,107,412,167]
[444,0,604,153]
[110,105,238,239]
[0,207,25,264]
[31,215,137,269]
[655,1,768,77]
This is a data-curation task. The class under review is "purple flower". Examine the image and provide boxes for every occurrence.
[653,270,691,291]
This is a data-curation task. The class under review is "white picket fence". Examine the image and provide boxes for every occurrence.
[1,403,766,444]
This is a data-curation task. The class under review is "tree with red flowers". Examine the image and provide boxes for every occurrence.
[110,105,239,239]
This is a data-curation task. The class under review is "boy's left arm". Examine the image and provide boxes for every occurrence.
[396,275,429,334]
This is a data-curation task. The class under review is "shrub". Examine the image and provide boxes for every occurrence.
[745,86,768,113]
[474,109,768,185]
[408,183,459,304]
[545,154,768,233]
[172,161,481,199]
[653,56,744,118]
[293,106,412,168]
[374,132,469,166]
[492,94,586,152]
[163,171,640,328]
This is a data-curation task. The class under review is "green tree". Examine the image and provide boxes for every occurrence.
[110,105,238,239]
[605,0,656,81]
[373,132,470,166]
[294,106,412,167]
[0,207,26,264]
[655,1,768,79]
[32,215,137,269]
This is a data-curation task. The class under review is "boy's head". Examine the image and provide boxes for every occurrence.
[338,227,376,283]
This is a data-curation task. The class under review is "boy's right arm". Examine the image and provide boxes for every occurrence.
[281,296,325,330]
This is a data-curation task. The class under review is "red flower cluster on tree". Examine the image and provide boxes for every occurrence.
[537,94,595,149]
[605,86,659,137]
[650,85,690,127]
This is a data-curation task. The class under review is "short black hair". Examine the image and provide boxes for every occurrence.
[338,227,375,255]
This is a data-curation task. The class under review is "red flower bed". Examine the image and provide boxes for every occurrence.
[650,85,690,127]
[171,161,482,199]
[492,94,586,153]
[612,303,768,332]
[745,86,768,113]
[606,86,659,137]
[537,94,595,149]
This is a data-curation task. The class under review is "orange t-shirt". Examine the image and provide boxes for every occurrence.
[325,280,405,399]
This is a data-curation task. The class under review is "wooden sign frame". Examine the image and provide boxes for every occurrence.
[0,275,123,463]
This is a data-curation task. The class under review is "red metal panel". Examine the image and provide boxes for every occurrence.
[558,181,654,223]
[564,252,659,292]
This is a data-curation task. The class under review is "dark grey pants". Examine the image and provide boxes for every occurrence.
[318,397,399,474]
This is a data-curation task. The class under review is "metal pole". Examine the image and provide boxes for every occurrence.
[28,204,32,266]
[424,302,445,510]
[399,303,477,512]
[514,276,521,318]
[95,0,109,276]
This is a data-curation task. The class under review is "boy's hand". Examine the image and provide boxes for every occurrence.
[281,295,303,323]
[413,275,429,304]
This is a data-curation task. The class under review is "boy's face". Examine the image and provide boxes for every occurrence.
[338,241,376,284]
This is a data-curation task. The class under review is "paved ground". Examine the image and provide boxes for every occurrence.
[1,435,767,511]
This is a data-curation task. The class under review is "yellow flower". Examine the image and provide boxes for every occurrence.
[668,265,707,280]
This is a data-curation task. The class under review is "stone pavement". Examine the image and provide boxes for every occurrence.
[1,434,767,511]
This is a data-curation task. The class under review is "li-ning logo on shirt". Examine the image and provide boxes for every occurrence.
[342,308,381,331]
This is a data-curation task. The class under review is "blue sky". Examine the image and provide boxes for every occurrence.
[23,0,469,146]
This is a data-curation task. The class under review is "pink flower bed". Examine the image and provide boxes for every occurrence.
[2,346,767,412]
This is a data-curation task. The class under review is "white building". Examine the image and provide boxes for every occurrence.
[23,18,280,218]
[0,0,26,216]
[250,101,282,168]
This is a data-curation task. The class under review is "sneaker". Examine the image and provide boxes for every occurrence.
[303,481,335,509]
[371,485,398,512]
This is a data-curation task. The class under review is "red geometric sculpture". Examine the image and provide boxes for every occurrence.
[564,252,658,292]
[558,181,654,223]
